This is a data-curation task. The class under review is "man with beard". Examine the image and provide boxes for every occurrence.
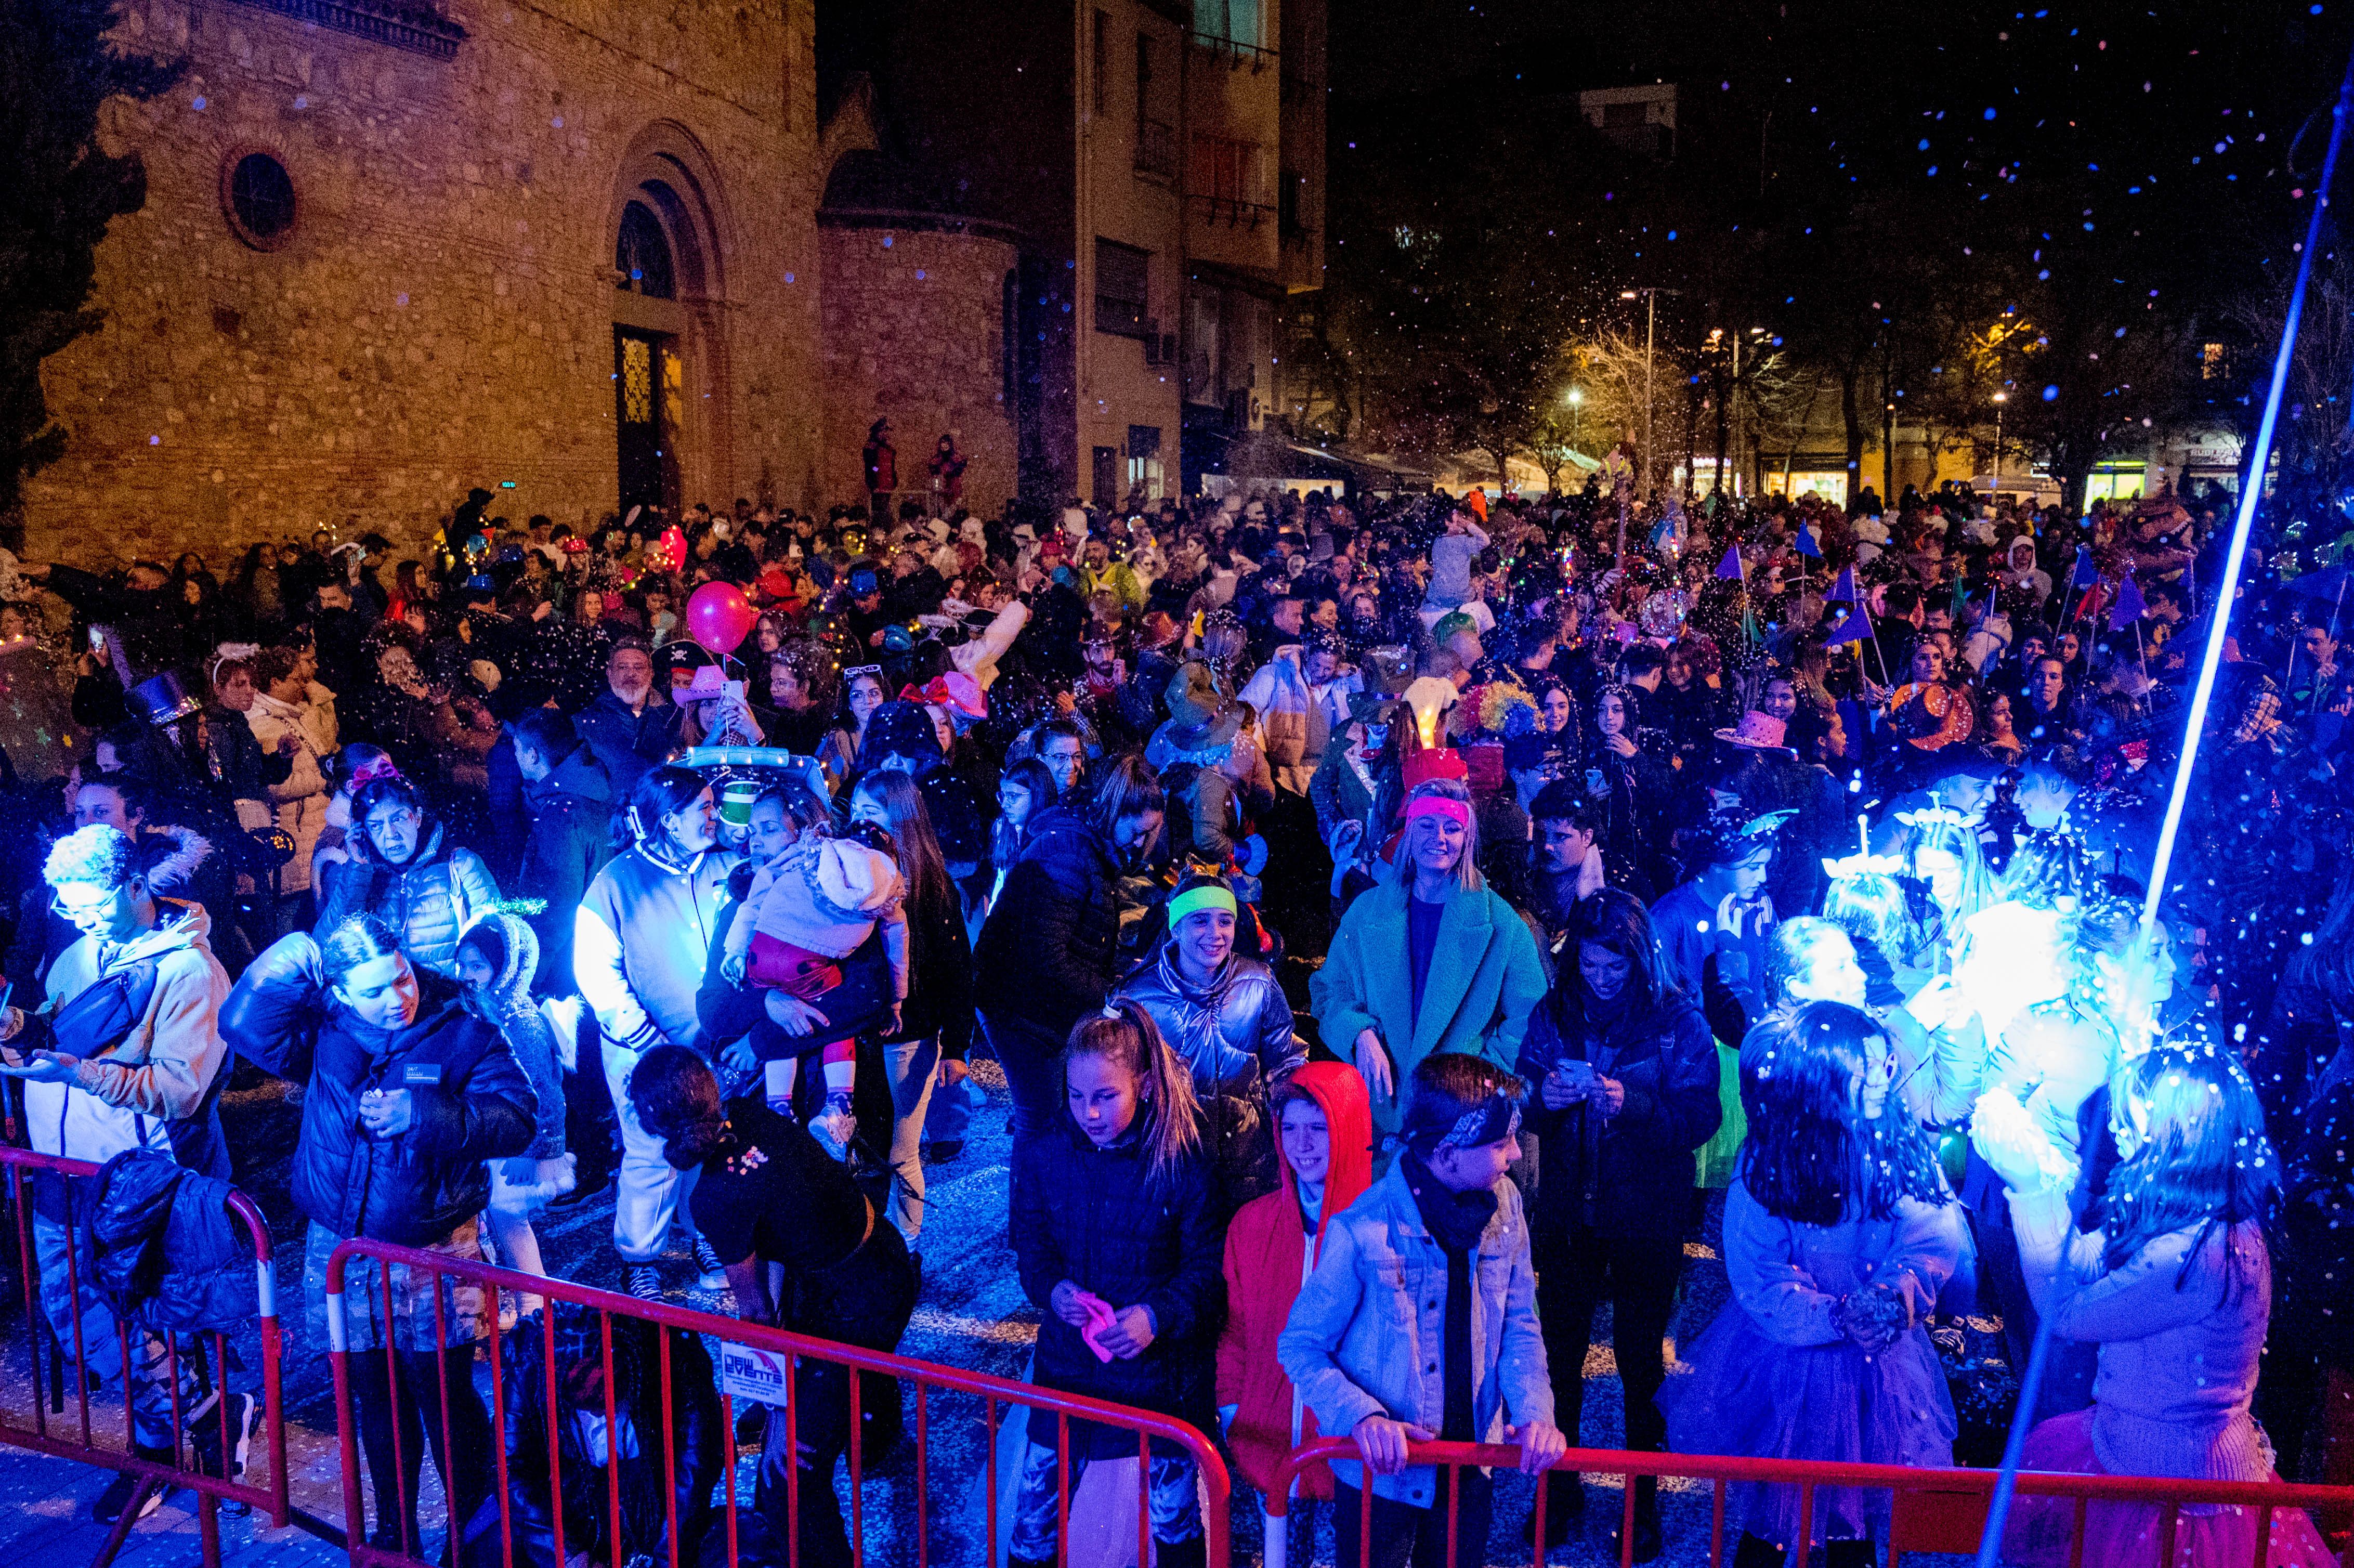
[576,639,683,795]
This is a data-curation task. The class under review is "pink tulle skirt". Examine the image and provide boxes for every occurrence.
[2003,1410,2337,1568]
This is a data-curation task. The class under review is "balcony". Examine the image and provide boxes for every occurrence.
[1135,117,1179,181]
[1192,194,1275,229]
[1190,31,1277,71]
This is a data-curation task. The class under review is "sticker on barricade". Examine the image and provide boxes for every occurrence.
[717,1341,793,1408]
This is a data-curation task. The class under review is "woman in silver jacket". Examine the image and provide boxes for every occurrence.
[1114,873,1304,1208]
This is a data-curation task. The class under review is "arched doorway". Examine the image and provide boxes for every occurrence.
[613,200,682,517]
[609,125,735,521]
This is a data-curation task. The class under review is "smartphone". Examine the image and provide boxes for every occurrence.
[1552,1057,1597,1092]
[87,628,106,658]
[724,678,746,702]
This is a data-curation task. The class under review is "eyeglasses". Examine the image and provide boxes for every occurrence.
[843,664,883,680]
[51,886,124,923]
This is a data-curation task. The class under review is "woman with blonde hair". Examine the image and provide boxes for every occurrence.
[1310,777,1547,1145]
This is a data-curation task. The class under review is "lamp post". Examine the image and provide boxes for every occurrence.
[1620,287,1680,496]
[1566,385,1583,455]
[1992,390,2008,486]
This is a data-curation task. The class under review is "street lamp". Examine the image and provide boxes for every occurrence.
[1991,390,2008,485]
[1565,385,1584,452]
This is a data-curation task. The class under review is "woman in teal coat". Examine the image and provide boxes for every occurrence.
[1311,778,1549,1143]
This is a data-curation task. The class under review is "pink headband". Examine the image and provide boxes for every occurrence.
[1404,795,1470,829]
[350,756,403,788]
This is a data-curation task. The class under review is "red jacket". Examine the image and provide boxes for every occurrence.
[1215,1062,1374,1497]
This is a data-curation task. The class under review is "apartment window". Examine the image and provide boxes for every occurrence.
[1137,32,1154,121]
[1128,425,1164,499]
[1197,0,1261,48]
[2201,342,2230,380]
[1094,239,1149,337]
[1093,11,1110,115]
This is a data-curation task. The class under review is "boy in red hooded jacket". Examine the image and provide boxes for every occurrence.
[1216,1063,1375,1557]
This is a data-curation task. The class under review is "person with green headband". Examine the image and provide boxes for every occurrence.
[1115,873,1305,1209]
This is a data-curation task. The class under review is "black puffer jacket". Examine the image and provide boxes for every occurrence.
[220,933,535,1245]
[1515,987,1721,1243]
[1010,1112,1223,1456]
[974,805,1123,1037]
[88,1150,258,1334]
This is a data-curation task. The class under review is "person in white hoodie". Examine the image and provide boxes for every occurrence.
[244,644,337,936]
[0,826,232,1521]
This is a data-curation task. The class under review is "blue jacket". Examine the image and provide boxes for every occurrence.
[1277,1162,1554,1504]
[575,690,683,796]
[312,817,500,977]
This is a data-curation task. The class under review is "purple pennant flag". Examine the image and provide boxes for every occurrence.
[2068,544,2099,591]
[1793,521,1823,559]
[1715,542,1744,580]
[2109,573,2148,631]
[1822,597,1876,648]
[1823,565,1858,604]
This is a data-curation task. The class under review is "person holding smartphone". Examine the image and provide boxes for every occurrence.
[1514,888,1720,1561]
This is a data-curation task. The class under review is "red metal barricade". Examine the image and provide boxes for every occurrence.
[0,1144,289,1568]
[1265,1437,2354,1568]
[324,1237,1233,1568]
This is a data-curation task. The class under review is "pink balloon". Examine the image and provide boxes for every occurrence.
[686,581,757,656]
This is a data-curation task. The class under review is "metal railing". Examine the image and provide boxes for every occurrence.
[0,1145,289,1568]
[1265,1437,2354,1568]
[323,1237,1233,1568]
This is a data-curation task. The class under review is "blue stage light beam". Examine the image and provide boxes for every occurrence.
[2134,48,2354,941]
[1975,41,2354,1568]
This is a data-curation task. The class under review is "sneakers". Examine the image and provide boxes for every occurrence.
[809,1093,857,1161]
[187,1391,255,1483]
[94,1445,172,1524]
[626,1264,663,1301]
[694,1236,729,1291]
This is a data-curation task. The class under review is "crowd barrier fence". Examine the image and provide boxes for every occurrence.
[0,1143,289,1568]
[1265,1436,2354,1568]
[323,1237,1233,1568]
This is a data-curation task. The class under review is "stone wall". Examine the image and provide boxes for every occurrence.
[23,0,826,565]
[818,222,1018,519]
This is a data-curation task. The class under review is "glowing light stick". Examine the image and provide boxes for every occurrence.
[2137,54,2354,939]
[1976,46,2354,1568]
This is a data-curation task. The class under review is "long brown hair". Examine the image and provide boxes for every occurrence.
[852,768,953,920]
[1065,999,1201,1186]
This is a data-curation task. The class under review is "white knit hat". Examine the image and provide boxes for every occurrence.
[756,838,905,959]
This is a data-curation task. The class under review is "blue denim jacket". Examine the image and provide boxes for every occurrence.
[1276,1163,1554,1506]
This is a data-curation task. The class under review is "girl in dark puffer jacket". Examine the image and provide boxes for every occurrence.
[1009,1001,1222,1568]
[221,914,535,1556]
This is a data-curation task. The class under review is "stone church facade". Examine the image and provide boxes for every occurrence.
[23,0,840,560]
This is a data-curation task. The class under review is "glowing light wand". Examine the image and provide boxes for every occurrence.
[2134,50,2354,942]
[1973,41,2354,1568]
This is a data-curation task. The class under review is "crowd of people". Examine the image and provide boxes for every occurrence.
[0,462,2349,1567]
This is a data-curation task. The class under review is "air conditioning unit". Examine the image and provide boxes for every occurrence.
[1142,319,1162,363]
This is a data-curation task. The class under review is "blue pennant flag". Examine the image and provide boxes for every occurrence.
[1824,565,1858,604]
[1715,542,1744,580]
[1823,597,1876,648]
[2109,573,2148,631]
[1793,521,1823,559]
[2068,544,2099,591]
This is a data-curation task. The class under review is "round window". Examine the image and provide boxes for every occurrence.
[223,152,296,249]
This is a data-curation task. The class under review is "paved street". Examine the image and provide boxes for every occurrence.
[0,1064,1977,1568]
